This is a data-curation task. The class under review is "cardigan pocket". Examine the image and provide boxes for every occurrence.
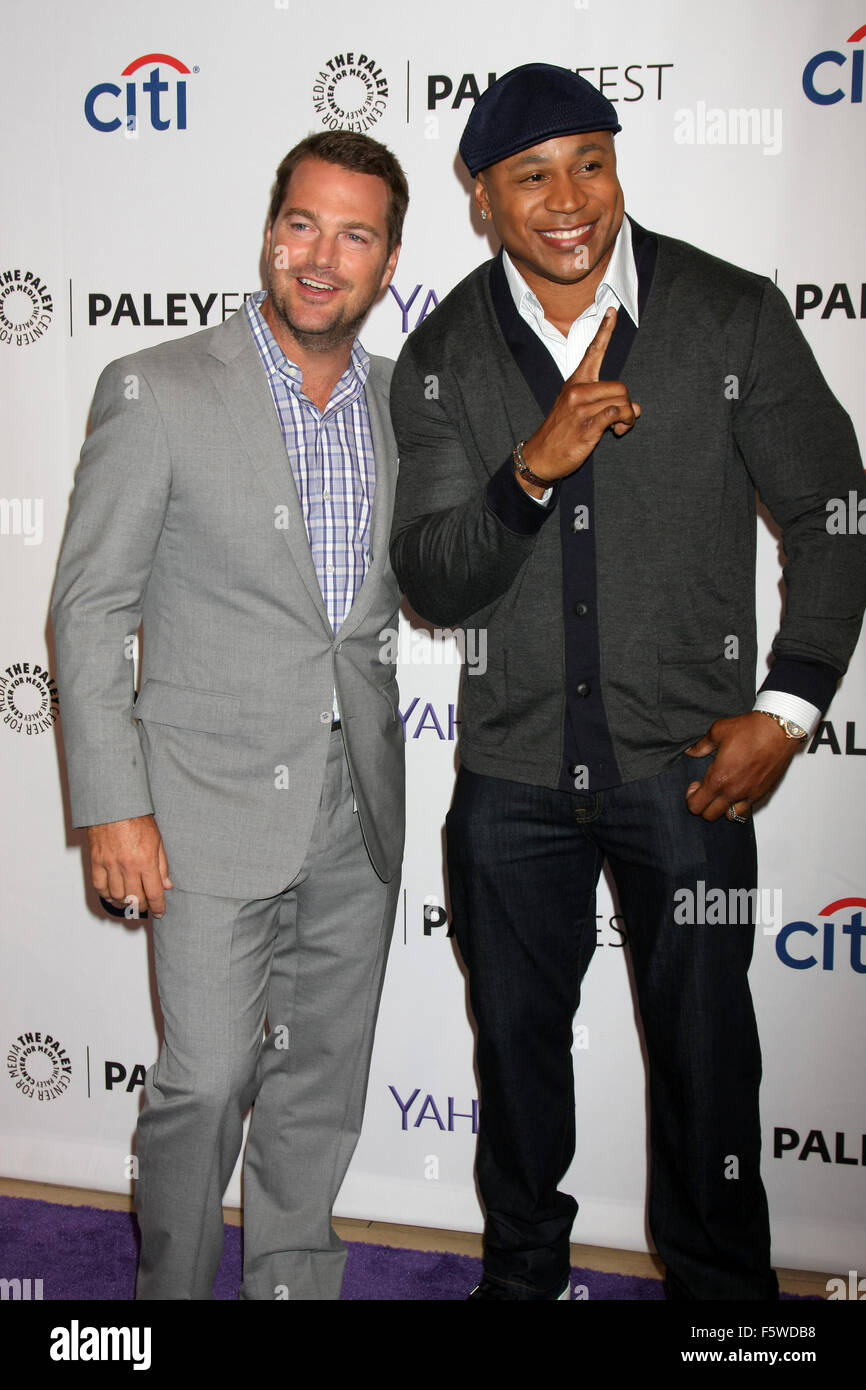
[459,650,509,746]
[656,644,740,744]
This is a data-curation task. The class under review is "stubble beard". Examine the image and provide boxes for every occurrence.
[267,274,378,356]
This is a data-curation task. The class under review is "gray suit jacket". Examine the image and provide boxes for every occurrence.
[390,230,866,788]
[52,308,404,897]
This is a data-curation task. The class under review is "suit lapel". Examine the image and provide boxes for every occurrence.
[204,312,333,636]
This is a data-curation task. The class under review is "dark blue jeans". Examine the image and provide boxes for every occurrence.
[446,754,776,1299]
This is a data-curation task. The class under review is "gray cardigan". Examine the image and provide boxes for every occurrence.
[389,228,866,789]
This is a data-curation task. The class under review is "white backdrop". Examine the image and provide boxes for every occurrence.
[2,0,864,1276]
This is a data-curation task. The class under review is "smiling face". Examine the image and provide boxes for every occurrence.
[477,132,625,319]
[262,156,400,359]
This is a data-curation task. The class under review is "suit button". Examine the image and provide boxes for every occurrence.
[573,602,588,617]
[575,681,591,698]
[320,711,331,723]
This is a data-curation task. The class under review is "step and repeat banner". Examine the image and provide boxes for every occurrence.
[2,0,863,1277]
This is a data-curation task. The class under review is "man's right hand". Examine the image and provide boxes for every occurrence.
[518,307,641,497]
[87,815,172,920]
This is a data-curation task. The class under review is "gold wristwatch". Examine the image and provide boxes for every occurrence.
[758,711,808,740]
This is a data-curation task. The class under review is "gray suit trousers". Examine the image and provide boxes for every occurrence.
[134,728,398,1300]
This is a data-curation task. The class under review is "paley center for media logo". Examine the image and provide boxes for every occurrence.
[312,51,389,132]
[0,269,53,347]
[84,52,196,133]
[7,1031,71,1101]
[0,660,58,735]
[803,23,865,104]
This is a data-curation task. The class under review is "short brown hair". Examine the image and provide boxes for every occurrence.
[268,131,409,254]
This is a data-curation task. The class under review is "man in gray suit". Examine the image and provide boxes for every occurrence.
[51,131,408,1300]
[389,66,866,1299]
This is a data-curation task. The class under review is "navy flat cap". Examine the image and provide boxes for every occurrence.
[459,63,622,177]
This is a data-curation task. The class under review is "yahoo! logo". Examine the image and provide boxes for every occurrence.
[398,696,459,742]
[775,897,866,973]
[84,53,194,133]
[388,283,439,334]
[389,1085,478,1133]
[802,24,865,104]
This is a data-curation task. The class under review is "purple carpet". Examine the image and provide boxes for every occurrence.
[0,1196,811,1300]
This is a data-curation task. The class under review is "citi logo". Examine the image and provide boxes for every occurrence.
[84,53,195,133]
[802,24,865,104]
[775,897,866,973]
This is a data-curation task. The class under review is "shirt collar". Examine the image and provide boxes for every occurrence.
[245,289,370,395]
[502,215,640,330]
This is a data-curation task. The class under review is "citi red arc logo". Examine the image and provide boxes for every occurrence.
[820,895,866,914]
[84,53,193,133]
[802,25,865,104]
[775,897,866,972]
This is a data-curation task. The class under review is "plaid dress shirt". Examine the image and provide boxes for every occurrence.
[245,290,376,636]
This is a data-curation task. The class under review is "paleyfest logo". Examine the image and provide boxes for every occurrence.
[312,51,389,132]
[84,53,195,133]
[803,23,865,103]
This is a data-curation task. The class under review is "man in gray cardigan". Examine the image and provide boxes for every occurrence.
[52,132,408,1300]
[389,65,866,1300]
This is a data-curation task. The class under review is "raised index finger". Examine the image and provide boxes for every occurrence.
[571,306,617,385]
